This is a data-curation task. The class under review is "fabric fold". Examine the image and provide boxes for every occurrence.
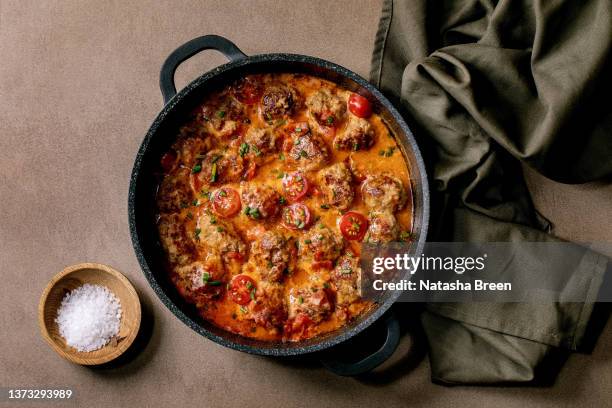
[371,0,612,384]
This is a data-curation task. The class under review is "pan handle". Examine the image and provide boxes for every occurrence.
[160,35,247,104]
[320,310,400,376]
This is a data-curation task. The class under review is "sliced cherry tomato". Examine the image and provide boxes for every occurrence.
[229,274,256,305]
[232,77,263,104]
[282,171,309,202]
[212,187,241,218]
[160,151,177,172]
[348,93,373,118]
[339,211,368,241]
[282,203,311,230]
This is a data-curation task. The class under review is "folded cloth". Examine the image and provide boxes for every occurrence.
[370,0,612,384]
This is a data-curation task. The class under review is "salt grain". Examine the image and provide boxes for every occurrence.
[55,284,122,352]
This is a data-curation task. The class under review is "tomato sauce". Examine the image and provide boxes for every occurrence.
[156,73,413,342]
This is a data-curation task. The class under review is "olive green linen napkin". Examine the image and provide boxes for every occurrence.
[370,0,612,384]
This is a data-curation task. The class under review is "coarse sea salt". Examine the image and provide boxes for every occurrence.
[55,284,122,352]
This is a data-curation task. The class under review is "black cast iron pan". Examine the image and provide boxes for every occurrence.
[128,35,429,375]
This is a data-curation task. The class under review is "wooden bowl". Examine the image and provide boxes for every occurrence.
[38,263,141,365]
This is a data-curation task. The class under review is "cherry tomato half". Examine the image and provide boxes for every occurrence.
[212,187,241,218]
[339,211,368,241]
[348,94,373,118]
[282,203,311,230]
[232,77,263,105]
[229,274,256,305]
[282,171,309,202]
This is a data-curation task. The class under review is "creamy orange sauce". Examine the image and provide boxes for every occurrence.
[156,73,413,342]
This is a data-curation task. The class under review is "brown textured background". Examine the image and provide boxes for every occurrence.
[1,1,611,407]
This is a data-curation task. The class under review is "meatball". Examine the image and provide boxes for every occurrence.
[260,84,298,121]
[250,230,295,282]
[158,213,196,266]
[287,125,330,171]
[288,287,333,323]
[195,209,246,258]
[361,173,407,212]
[331,253,362,306]
[365,210,399,243]
[249,281,287,329]
[306,89,346,127]
[172,136,212,168]
[333,116,375,151]
[157,168,193,214]
[201,97,245,138]
[174,259,225,303]
[192,149,245,192]
[243,127,279,156]
[299,226,343,264]
[317,162,354,210]
[241,183,281,220]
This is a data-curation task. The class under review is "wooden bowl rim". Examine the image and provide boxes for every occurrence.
[38,262,142,365]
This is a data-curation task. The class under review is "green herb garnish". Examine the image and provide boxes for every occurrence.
[210,162,218,182]
[239,142,249,157]
[191,164,202,174]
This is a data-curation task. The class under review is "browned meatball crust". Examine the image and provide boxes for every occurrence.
[287,125,330,171]
[334,116,375,151]
[192,148,245,190]
[331,253,362,306]
[241,183,281,220]
[298,226,343,263]
[288,287,334,323]
[243,127,280,156]
[249,281,287,328]
[361,173,407,212]
[317,162,354,210]
[158,213,196,266]
[306,89,346,127]
[260,84,299,121]
[195,209,246,257]
[157,168,193,214]
[174,259,225,303]
[365,210,399,243]
[250,230,294,282]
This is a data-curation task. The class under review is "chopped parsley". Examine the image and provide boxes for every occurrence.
[279,196,287,205]
[279,153,285,161]
[326,116,335,125]
[320,204,330,210]
[239,142,250,157]
[192,199,199,206]
[202,272,210,282]
[191,164,202,174]
[194,228,201,240]
[244,207,261,219]
[207,280,222,286]
[216,110,226,118]
[298,296,304,304]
